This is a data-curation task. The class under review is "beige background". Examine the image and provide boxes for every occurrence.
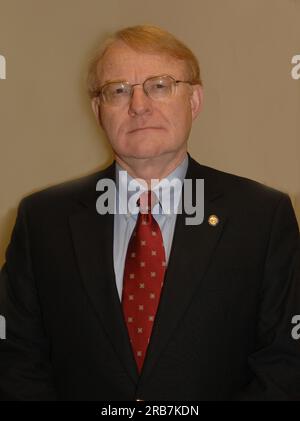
[0,0,299,266]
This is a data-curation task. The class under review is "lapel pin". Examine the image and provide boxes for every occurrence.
[208,214,219,226]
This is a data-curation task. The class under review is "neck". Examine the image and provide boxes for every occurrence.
[115,149,187,188]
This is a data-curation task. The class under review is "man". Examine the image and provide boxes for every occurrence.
[0,25,299,401]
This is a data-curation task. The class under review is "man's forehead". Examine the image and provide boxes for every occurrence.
[97,41,188,83]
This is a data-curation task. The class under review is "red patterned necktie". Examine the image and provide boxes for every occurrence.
[121,190,167,373]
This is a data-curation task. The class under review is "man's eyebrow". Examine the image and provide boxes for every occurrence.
[101,78,128,85]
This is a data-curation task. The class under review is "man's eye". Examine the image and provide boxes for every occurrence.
[113,87,127,95]
[154,83,167,89]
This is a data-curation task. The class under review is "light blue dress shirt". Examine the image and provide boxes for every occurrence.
[113,154,188,301]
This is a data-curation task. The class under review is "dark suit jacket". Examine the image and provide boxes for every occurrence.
[0,155,299,401]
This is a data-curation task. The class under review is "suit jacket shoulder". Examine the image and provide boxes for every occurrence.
[18,162,115,216]
[188,156,288,202]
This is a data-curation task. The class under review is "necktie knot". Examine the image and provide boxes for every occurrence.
[137,190,158,214]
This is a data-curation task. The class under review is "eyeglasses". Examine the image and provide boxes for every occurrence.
[96,74,193,106]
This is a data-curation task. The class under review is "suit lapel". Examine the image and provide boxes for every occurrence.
[138,156,227,383]
[69,163,139,385]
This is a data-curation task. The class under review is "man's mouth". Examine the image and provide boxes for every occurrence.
[128,127,163,134]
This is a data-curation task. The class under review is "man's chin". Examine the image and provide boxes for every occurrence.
[116,142,167,160]
[122,148,168,160]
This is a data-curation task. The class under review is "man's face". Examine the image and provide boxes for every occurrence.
[92,41,203,161]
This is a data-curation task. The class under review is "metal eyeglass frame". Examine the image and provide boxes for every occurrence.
[95,74,193,104]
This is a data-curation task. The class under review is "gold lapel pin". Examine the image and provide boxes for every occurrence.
[208,214,219,226]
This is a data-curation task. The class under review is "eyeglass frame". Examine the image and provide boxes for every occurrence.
[94,74,195,104]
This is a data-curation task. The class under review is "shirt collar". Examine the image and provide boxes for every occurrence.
[115,153,188,219]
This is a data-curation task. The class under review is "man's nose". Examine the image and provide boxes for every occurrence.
[128,85,152,117]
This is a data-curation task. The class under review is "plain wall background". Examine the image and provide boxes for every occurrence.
[0,0,299,266]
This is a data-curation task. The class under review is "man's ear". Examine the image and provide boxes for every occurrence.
[190,84,204,121]
[91,97,103,127]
